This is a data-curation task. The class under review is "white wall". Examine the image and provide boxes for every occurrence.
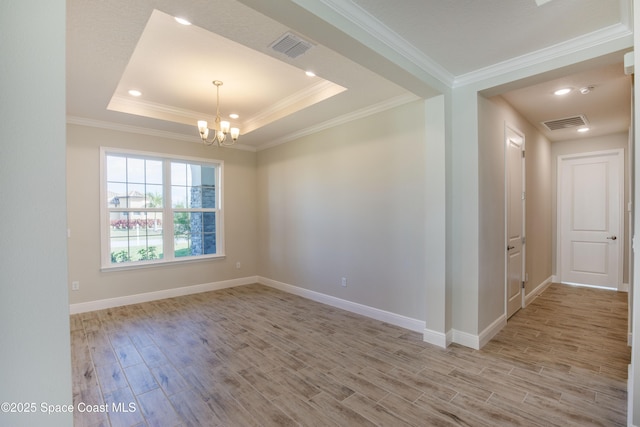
[550,132,630,284]
[66,125,258,306]
[0,1,73,425]
[256,100,429,322]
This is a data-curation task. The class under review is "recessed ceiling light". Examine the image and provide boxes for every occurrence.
[577,127,590,133]
[128,90,142,97]
[174,17,191,26]
[554,88,572,96]
[229,113,239,119]
[305,70,316,77]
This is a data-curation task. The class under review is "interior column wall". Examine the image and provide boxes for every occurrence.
[0,1,73,425]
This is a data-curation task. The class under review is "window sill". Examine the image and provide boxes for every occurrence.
[100,253,226,272]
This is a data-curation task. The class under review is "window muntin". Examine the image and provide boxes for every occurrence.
[101,148,223,269]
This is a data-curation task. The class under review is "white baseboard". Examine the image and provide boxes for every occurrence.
[551,275,627,293]
[524,276,553,307]
[479,314,506,348]
[422,328,450,349]
[448,314,506,350]
[258,276,426,333]
[69,276,259,314]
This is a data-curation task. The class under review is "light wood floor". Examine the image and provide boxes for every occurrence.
[71,283,630,426]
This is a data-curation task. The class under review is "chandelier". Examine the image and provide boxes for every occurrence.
[197,80,240,146]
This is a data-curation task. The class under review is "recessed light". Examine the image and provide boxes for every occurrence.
[128,90,142,97]
[174,17,192,26]
[305,70,316,77]
[577,127,590,133]
[554,88,572,96]
[229,113,239,119]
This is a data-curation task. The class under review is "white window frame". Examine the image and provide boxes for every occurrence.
[99,147,225,270]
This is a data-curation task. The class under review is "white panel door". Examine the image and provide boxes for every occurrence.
[559,150,623,289]
[506,130,524,319]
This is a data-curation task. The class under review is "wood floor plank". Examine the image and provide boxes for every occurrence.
[71,283,630,426]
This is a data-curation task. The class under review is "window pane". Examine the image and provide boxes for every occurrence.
[145,185,163,208]
[109,212,163,263]
[107,182,126,208]
[187,186,201,208]
[203,212,216,254]
[174,211,191,257]
[171,162,187,186]
[146,159,163,185]
[127,157,145,183]
[127,183,145,209]
[107,155,126,182]
[201,185,216,208]
[172,186,187,208]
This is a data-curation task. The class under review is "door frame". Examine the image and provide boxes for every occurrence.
[556,148,624,290]
[504,124,526,318]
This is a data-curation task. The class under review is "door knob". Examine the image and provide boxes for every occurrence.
[606,236,617,240]
[507,245,515,250]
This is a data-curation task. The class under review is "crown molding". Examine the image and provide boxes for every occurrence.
[257,93,419,151]
[241,80,347,134]
[66,116,257,152]
[311,0,454,87]
[453,22,633,88]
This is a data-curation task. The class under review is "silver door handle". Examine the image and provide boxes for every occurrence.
[607,236,617,240]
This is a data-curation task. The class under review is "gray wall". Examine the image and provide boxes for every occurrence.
[0,1,73,425]
[478,94,552,329]
[256,100,429,321]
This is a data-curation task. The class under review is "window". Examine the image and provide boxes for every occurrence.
[100,148,224,269]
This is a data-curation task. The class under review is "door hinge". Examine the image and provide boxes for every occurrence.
[522,236,526,245]
[522,191,526,200]
[522,281,526,289]
[522,150,525,158]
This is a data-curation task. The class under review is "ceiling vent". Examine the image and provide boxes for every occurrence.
[542,114,589,131]
[270,32,314,58]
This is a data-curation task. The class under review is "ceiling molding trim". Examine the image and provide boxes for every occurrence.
[310,0,455,87]
[241,80,347,133]
[453,22,633,88]
[108,95,210,126]
[257,93,419,151]
[66,116,257,152]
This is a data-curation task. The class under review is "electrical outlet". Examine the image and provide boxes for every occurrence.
[71,281,80,291]
[341,277,347,287]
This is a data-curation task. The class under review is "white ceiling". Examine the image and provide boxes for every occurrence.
[67,0,633,150]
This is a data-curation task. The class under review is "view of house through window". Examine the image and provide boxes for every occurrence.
[102,149,222,268]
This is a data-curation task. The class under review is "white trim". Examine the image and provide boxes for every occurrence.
[449,315,507,350]
[504,124,526,319]
[422,328,449,349]
[524,276,553,307]
[479,315,507,349]
[69,276,258,314]
[258,276,426,333]
[99,147,225,270]
[67,116,257,152]
[256,94,419,151]
[557,149,625,290]
[315,0,454,87]
[454,23,632,87]
[451,329,479,350]
[619,282,630,292]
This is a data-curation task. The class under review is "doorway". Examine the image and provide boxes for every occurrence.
[506,125,525,318]
[557,149,624,289]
